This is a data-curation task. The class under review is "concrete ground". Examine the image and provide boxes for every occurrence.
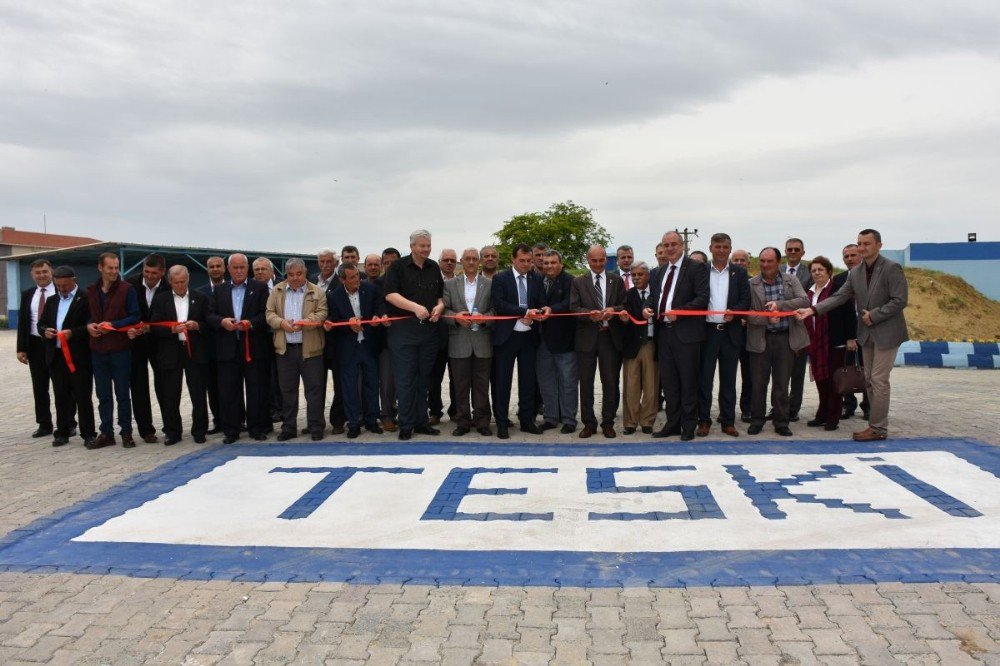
[1,329,999,664]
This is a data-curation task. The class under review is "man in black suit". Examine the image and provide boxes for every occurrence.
[16,258,57,438]
[39,266,96,448]
[536,250,578,434]
[571,245,626,439]
[317,249,347,435]
[196,255,226,433]
[697,233,751,438]
[619,262,658,435]
[126,253,169,443]
[150,265,210,445]
[206,253,272,443]
[643,231,710,440]
[730,249,754,422]
[491,243,545,439]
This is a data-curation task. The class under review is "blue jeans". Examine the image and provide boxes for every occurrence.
[92,349,133,436]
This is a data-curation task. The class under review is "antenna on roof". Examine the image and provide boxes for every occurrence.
[43,214,47,234]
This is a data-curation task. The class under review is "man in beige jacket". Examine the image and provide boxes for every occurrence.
[265,258,328,441]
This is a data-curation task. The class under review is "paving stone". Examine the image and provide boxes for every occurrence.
[734,628,780,656]
[694,616,733,642]
[700,640,740,664]
[659,628,703,655]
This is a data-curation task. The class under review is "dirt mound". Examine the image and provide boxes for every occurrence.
[905,268,1000,341]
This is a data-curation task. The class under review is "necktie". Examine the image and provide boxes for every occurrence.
[658,265,677,317]
[543,277,551,295]
[623,272,631,290]
[517,274,527,308]
[594,274,603,309]
[37,286,46,324]
[788,266,795,276]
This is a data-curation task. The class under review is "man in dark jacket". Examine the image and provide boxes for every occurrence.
[620,262,658,434]
[16,258,57,438]
[536,250,577,434]
[126,253,169,443]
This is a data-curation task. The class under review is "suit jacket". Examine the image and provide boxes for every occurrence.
[150,288,211,366]
[781,263,813,290]
[746,273,810,354]
[814,254,908,349]
[810,271,857,348]
[265,281,328,358]
[538,270,576,354]
[38,289,91,367]
[621,286,655,359]
[643,257,710,345]
[128,275,170,357]
[196,283,221,361]
[443,274,494,358]
[206,279,272,362]
[17,284,52,353]
[491,268,544,348]
[570,271,626,353]
[326,281,380,358]
[711,263,752,347]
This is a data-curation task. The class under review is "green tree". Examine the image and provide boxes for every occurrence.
[492,201,612,270]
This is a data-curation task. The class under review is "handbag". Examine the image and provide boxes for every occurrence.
[832,349,866,395]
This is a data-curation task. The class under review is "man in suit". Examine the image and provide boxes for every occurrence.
[16,258,57,438]
[730,249,754,422]
[443,248,494,436]
[610,245,636,290]
[207,253,272,443]
[642,231,710,440]
[781,238,813,422]
[150,265,209,445]
[376,248,401,431]
[746,248,810,436]
[697,233,751,437]
[428,248,458,425]
[326,262,385,438]
[619,262,658,435]
[571,245,626,438]
[39,266,96,448]
[316,248,346,434]
[839,243,870,420]
[126,253,169,443]
[536,249,578,434]
[266,258,329,441]
[253,257,282,427]
[491,243,545,439]
[797,229,908,441]
[196,255,226,434]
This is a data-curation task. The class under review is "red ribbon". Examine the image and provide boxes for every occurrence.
[56,331,75,373]
[100,321,194,358]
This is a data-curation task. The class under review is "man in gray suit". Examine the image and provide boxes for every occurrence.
[746,247,810,437]
[781,237,813,422]
[797,229,908,441]
[443,248,494,436]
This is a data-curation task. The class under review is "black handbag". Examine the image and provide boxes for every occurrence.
[833,349,866,395]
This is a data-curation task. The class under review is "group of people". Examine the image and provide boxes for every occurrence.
[16,227,908,449]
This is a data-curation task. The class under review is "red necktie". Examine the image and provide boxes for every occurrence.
[623,272,631,290]
[37,287,46,324]
[658,265,676,316]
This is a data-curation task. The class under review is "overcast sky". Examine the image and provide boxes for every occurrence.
[3,1,999,266]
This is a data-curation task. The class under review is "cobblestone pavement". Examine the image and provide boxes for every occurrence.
[1,330,999,664]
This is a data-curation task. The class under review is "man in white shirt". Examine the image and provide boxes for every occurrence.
[16,259,58,437]
[126,254,169,444]
[781,238,812,422]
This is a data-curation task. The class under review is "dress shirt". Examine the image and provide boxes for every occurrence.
[143,281,159,308]
[30,284,50,338]
[659,260,682,312]
[513,268,533,332]
[316,273,335,291]
[230,281,247,321]
[283,285,306,344]
[347,289,364,342]
[463,275,477,313]
[55,287,77,348]
[590,270,608,328]
[707,263,730,324]
[639,288,653,337]
[173,291,190,341]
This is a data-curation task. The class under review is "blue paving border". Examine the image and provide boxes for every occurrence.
[1,438,999,587]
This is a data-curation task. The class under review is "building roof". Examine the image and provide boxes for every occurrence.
[0,226,100,249]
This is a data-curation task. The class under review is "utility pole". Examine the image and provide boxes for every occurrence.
[675,227,698,253]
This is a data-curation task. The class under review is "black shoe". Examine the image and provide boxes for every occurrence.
[194,435,206,444]
[164,436,181,446]
[32,426,53,438]
[277,431,296,442]
[251,432,267,441]
[414,425,440,436]
[365,423,383,434]
[347,426,361,439]
[520,422,543,435]
[301,427,310,435]
[68,427,77,437]
[398,429,413,441]
[789,414,800,423]
[680,430,695,442]
[652,427,681,438]
[207,425,223,435]
[560,424,575,434]
[539,422,558,432]
[331,425,346,435]
[775,426,794,437]
[223,435,239,444]
[741,413,752,423]
[52,436,70,447]
[497,425,510,439]
[806,419,826,428]
[623,427,636,435]
[747,424,763,435]
[311,432,323,440]
[477,426,493,436]
[824,423,839,431]
[82,436,97,448]
[641,426,653,434]
[452,426,470,436]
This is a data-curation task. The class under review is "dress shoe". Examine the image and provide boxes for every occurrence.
[194,435,207,444]
[696,421,711,437]
[82,436,97,448]
[52,436,70,447]
[520,422,543,435]
[853,427,887,441]
[789,414,800,422]
[381,419,397,432]
[652,427,680,438]
[452,425,470,436]
[741,413,752,423]
[68,427,78,437]
[721,425,739,437]
[140,432,158,444]
[301,427,311,435]
[824,423,839,431]
[207,425,223,435]
[32,426,53,438]
[747,424,763,435]
[88,433,116,450]
[122,434,136,448]
[414,425,440,436]
[622,427,636,435]
[366,423,384,434]
[164,436,181,446]
[560,424,576,434]
[601,425,616,439]
[277,431,296,442]
[222,435,239,444]
[806,419,826,428]
[539,422,558,432]
[346,426,361,439]
[251,432,268,441]
[579,425,595,439]
[331,425,345,435]
[398,429,413,441]
[477,426,493,436]
[310,432,323,441]
[680,430,695,442]
[496,425,510,439]
[641,426,653,434]
[428,415,441,426]
[775,426,794,437]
